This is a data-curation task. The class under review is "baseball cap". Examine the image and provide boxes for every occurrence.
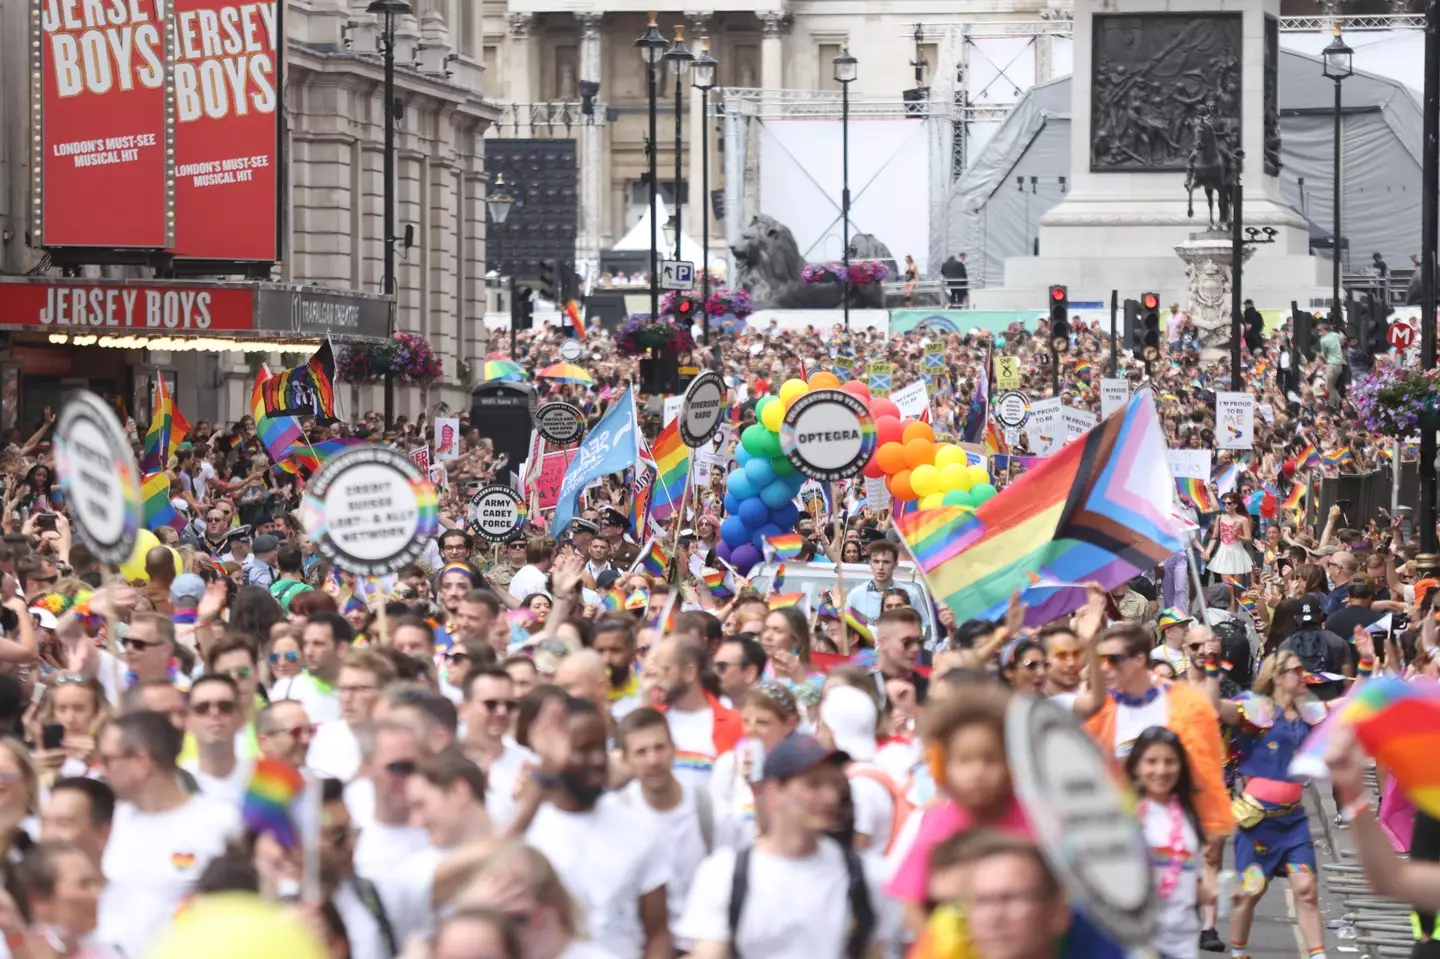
[762,733,849,782]
[170,573,207,606]
[818,687,878,762]
[1205,582,1234,608]
[28,607,57,630]
[253,534,280,553]
[1297,599,1322,625]
[1155,607,1193,631]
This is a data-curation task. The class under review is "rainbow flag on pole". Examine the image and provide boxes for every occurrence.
[141,471,187,532]
[1297,444,1322,469]
[1175,477,1218,513]
[649,418,691,522]
[141,376,191,475]
[764,532,806,561]
[1322,447,1353,468]
[242,758,305,849]
[1282,483,1306,513]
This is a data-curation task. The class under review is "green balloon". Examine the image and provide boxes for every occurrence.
[756,429,783,458]
[741,424,771,456]
[942,489,973,508]
[970,482,998,504]
[770,456,797,476]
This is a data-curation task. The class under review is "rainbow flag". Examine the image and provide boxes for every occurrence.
[602,587,627,612]
[141,375,191,474]
[701,570,732,599]
[1073,359,1093,379]
[896,391,1186,627]
[631,457,657,537]
[636,539,670,578]
[1212,463,1239,495]
[767,592,806,610]
[142,471,186,532]
[1313,678,1440,817]
[242,758,305,849]
[765,532,805,561]
[251,367,307,473]
[1175,477,1217,513]
[260,340,338,422]
[1323,447,1353,468]
[564,300,587,340]
[1298,444,1322,469]
[649,418,691,522]
[1282,483,1306,513]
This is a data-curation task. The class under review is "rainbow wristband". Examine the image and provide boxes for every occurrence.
[1204,661,1221,678]
[1358,658,1375,679]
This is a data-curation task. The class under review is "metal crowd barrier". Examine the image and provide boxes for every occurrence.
[1316,770,1416,957]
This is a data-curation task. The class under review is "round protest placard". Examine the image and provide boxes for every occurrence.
[1006,695,1156,945]
[993,390,1031,429]
[778,389,877,481]
[468,484,526,542]
[536,402,585,446]
[300,447,439,576]
[559,338,585,362]
[53,393,142,565]
[679,371,727,448]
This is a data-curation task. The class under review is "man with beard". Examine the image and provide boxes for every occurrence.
[523,696,672,959]
[650,638,743,793]
[1039,624,1085,709]
[592,617,643,720]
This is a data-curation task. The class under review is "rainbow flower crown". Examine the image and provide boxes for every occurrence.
[33,589,99,626]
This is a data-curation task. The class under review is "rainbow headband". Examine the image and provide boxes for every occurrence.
[437,562,478,584]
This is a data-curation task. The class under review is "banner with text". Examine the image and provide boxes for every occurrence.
[1216,392,1255,450]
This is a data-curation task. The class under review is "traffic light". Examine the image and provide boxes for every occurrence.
[513,284,535,331]
[673,294,699,323]
[1048,285,1069,353]
[1123,298,1142,356]
[1291,301,1312,361]
[536,260,557,302]
[1140,292,1160,361]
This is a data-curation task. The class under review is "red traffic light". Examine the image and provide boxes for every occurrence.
[676,296,695,315]
[1050,285,1067,302]
[1142,293,1159,310]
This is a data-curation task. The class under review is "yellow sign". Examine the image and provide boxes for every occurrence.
[995,355,1021,390]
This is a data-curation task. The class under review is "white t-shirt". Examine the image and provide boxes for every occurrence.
[664,706,717,794]
[525,795,670,959]
[708,747,757,851]
[374,844,444,949]
[354,820,431,885]
[98,797,241,959]
[271,672,340,725]
[845,764,895,854]
[1113,692,1171,760]
[480,738,537,832]
[509,564,550,601]
[308,720,362,782]
[180,757,252,808]
[1140,799,1201,959]
[332,879,394,959]
[616,780,710,946]
[676,838,896,958]
[556,941,622,959]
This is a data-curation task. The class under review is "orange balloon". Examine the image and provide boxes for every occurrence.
[902,420,935,445]
[888,469,916,501]
[807,371,841,390]
[875,441,908,475]
[902,437,937,470]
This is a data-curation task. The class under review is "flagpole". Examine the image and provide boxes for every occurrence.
[832,481,848,656]
[669,459,693,578]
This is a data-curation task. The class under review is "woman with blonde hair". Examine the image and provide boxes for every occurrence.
[31,676,108,780]
[709,682,801,848]
[0,738,38,870]
[457,840,608,959]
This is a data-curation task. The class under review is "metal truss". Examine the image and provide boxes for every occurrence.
[482,101,607,139]
[722,87,963,121]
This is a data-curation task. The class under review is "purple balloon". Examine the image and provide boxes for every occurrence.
[730,543,761,576]
[716,540,733,564]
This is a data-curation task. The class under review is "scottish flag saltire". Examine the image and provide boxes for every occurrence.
[549,388,638,536]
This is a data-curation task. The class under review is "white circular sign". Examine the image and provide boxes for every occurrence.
[779,389,877,481]
[559,339,585,362]
[301,447,438,575]
[468,484,525,543]
[536,402,585,446]
[993,390,1031,429]
[54,393,142,565]
[679,371,728,448]
[1006,696,1156,945]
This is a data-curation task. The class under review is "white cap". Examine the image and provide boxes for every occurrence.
[819,685,879,762]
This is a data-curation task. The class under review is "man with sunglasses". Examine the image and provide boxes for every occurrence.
[123,613,187,691]
[873,607,930,706]
[257,699,315,768]
[460,666,534,831]
[199,508,233,558]
[180,674,248,807]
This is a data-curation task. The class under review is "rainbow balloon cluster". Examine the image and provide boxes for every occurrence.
[863,408,997,509]
[720,372,858,575]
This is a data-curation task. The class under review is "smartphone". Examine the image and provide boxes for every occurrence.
[1337,499,1353,511]
[35,514,56,532]
[41,723,63,751]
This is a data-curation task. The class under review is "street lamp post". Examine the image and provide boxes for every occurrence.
[1322,24,1353,338]
[371,0,411,427]
[1418,0,1438,568]
[486,174,516,358]
[636,15,668,323]
[664,28,693,262]
[833,43,858,330]
[692,41,718,347]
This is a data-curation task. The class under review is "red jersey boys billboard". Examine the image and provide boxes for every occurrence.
[38,0,172,248]
[170,0,281,261]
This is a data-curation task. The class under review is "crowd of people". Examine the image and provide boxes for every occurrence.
[0,294,1426,959]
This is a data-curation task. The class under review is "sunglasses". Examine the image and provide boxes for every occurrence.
[191,700,239,716]
[1099,652,1135,667]
[271,724,317,740]
[385,760,417,778]
[1018,659,1046,672]
[1049,649,1083,663]
[480,699,519,713]
[123,637,165,652]
[227,666,254,680]
[446,651,471,664]
[269,651,300,665]
[1185,643,1204,654]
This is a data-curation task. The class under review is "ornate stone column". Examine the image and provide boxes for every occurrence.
[508,13,536,135]
[579,12,604,264]
[1176,233,1254,363]
[759,12,786,91]
[687,13,712,248]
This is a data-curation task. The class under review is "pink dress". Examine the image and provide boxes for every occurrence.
[885,796,1034,903]
[1208,517,1254,576]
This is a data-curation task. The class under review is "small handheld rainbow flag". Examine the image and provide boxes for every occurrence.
[635,539,670,578]
[624,588,650,611]
[242,759,305,849]
[1297,444,1321,469]
[1323,447,1353,468]
[602,586,627,611]
[764,532,805,562]
[1282,483,1305,513]
[1175,477,1217,513]
[767,592,807,611]
[771,563,787,593]
[701,570,733,599]
[1073,359,1093,379]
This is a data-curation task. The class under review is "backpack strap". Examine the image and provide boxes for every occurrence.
[728,846,751,959]
[695,783,715,854]
[842,846,876,959]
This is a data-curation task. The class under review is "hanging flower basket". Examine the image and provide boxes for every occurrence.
[1351,364,1440,439]
[801,262,848,286]
[659,287,754,321]
[800,261,891,287]
[616,315,695,354]
[337,332,444,385]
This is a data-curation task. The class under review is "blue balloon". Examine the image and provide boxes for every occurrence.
[738,497,770,528]
[760,480,793,509]
[734,445,754,467]
[769,502,801,529]
[755,522,784,543]
[745,457,777,489]
[723,493,740,515]
[784,472,807,494]
[727,469,756,502]
[720,516,750,548]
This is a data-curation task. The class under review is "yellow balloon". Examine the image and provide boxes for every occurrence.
[118,528,161,583]
[939,462,971,492]
[910,463,942,498]
[779,378,810,409]
[920,493,947,510]
[933,444,967,470]
[760,401,784,432]
[148,893,327,959]
[966,463,991,487]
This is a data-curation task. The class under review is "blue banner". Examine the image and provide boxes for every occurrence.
[549,388,638,536]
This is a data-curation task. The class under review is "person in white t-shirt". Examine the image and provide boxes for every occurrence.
[96,711,240,959]
[651,639,744,794]
[352,720,431,881]
[307,651,399,782]
[676,734,896,959]
[289,611,356,725]
[508,541,554,604]
[614,708,713,947]
[817,684,895,855]
[179,673,251,807]
[256,699,315,766]
[461,666,536,831]
[520,695,672,959]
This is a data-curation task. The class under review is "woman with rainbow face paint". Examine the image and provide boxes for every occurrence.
[434,561,482,649]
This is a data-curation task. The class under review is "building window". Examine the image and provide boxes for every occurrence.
[549,45,578,100]
[460,0,476,57]
[483,44,498,90]
[818,43,841,91]
[730,44,758,88]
